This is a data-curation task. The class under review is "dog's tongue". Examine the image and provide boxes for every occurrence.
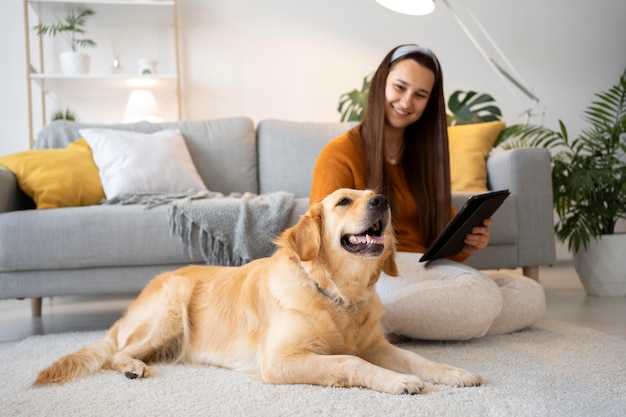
[349,234,384,244]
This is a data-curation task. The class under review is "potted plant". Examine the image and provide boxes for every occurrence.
[502,68,626,296]
[51,108,76,122]
[34,8,96,75]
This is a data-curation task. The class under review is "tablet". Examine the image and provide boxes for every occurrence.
[419,189,510,265]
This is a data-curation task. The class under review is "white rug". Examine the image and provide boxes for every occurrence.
[1,320,624,417]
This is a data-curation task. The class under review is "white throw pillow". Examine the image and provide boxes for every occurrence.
[79,128,208,199]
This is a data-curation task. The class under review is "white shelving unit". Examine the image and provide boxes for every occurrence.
[29,74,179,92]
[23,0,182,147]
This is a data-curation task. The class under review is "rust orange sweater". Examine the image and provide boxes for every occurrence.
[310,127,468,262]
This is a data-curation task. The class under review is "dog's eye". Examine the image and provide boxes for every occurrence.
[336,197,352,206]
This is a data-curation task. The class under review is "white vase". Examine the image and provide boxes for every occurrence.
[573,234,626,296]
[59,51,90,75]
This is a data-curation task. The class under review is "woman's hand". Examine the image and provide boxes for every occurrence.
[462,218,493,255]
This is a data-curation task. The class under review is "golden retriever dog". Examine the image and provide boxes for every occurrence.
[35,188,483,394]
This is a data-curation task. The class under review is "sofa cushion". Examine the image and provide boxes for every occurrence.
[80,128,208,199]
[0,139,105,209]
[257,119,354,197]
[448,121,505,191]
[175,118,258,194]
[0,205,205,272]
[35,117,259,195]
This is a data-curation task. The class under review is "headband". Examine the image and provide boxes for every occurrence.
[390,44,437,67]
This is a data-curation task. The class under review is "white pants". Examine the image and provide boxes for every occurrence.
[375,252,546,340]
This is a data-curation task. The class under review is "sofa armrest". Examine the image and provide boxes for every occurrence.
[487,148,556,267]
[0,168,34,213]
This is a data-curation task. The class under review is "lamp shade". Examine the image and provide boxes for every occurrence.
[376,0,435,16]
[123,89,163,123]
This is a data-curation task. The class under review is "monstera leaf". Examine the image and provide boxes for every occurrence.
[447,90,502,125]
[338,74,372,122]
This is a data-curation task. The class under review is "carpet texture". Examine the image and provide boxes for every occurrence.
[1,319,624,417]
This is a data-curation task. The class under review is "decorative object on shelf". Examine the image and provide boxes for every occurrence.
[137,59,158,75]
[58,51,89,75]
[123,89,163,123]
[108,32,125,74]
[33,8,97,75]
[110,57,122,74]
[51,108,76,122]
[502,68,626,296]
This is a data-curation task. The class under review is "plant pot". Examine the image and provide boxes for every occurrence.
[573,233,626,296]
[59,51,90,75]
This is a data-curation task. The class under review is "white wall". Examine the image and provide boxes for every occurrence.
[1,0,29,155]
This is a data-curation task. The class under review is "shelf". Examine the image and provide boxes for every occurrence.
[30,73,178,93]
[24,0,181,147]
[27,0,176,28]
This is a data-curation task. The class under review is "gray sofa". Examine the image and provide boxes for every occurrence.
[0,117,556,316]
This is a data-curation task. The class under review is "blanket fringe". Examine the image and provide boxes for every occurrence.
[168,204,244,266]
[167,191,294,266]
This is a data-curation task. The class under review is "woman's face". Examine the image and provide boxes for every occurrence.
[384,58,435,131]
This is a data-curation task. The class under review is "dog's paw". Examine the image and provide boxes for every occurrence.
[432,365,484,387]
[123,359,148,380]
[385,374,425,395]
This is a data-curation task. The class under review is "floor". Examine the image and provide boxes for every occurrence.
[0,261,624,353]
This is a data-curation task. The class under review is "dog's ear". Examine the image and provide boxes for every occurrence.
[383,237,398,277]
[277,203,322,262]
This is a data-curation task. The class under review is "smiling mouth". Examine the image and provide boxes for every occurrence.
[341,219,385,256]
[392,104,410,116]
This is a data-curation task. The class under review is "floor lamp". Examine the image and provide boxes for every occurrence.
[376,0,545,124]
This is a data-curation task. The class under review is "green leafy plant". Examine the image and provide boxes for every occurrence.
[34,8,96,52]
[338,73,372,122]
[337,74,501,126]
[446,90,502,126]
[51,108,76,122]
[501,68,626,252]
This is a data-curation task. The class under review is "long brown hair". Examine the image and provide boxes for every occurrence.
[360,44,451,246]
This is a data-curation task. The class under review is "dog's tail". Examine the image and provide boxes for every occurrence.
[34,337,115,385]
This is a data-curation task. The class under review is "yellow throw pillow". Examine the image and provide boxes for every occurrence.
[448,121,505,191]
[0,138,105,209]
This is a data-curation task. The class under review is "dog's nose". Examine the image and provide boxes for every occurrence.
[368,195,389,212]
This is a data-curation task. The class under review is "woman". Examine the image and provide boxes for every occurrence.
[310,44,545,340]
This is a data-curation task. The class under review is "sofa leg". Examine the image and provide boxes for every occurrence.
[522,266,539,281]
[31,297,42,317]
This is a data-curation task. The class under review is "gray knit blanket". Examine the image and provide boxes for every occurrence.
[169,190,295,265]
[104,190,295,266]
